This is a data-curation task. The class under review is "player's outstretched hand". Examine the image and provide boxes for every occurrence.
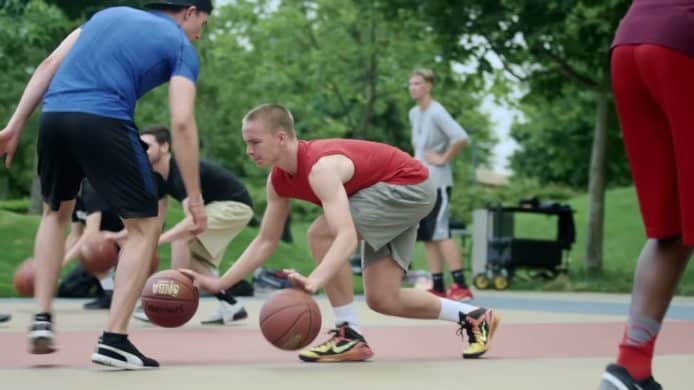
[179,268,222,294]
[284,268,318,294]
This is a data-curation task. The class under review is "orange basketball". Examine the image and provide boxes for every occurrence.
[79,233,118,275]
[259,288,322,350]
[140,270,199,328]
[13,258,35,297]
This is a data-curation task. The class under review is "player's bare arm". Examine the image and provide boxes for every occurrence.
[168,76,206,234]
[63,212,103,265]
[0,28,81,167]
[182,175,289,292]
[296,155,358,293]
[425,138,467,166]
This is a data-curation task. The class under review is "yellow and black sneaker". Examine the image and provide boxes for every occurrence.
[298,323,374,362]
[458,308,500,359]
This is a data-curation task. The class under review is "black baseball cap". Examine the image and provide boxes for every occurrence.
[145,0,213,14]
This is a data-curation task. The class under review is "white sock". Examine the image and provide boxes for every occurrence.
[437,298,479,323]
[99,268,115,291]
[333,303,360,332]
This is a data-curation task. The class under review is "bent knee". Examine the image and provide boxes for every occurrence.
[365,292,396,314]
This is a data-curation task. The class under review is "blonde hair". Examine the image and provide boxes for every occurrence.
[242,104,295,137]
[410,68,435,85]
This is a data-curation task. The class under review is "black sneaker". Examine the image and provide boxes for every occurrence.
[0,313,10,323]
[91,332,159,370]
[29,312,56,354]
[599,363,662,390]
[84,290,113,310]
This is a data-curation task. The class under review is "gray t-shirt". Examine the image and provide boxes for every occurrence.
[409,100,469,188]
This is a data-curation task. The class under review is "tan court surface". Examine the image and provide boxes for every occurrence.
[1,291,692,390]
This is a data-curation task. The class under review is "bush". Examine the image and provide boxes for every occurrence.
[0,198,30,214]
[450,178,576,224]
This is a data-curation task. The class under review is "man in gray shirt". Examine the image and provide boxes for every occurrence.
[408,68,472,301]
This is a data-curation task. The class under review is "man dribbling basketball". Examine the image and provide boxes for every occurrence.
[183,104,500,362]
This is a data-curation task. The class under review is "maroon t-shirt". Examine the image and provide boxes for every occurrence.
[271,139,429,206]
[612,0,694,57]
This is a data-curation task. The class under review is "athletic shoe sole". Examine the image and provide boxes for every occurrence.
[463,310,501,359]
[30,337,56,354]
[91,353,157,370]
[299,344,374,363]
[201,307,249,325]
[91,343,158,370]
[598,372,630,390]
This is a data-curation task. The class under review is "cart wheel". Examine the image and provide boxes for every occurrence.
[473,273,491,290]
[492,274,510,290]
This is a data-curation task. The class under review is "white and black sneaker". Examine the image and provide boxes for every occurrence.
[201,301,248,325]
[599,363,662,390]
[0,313,11,323]
[29,312,56,354]
[91,332,159,370]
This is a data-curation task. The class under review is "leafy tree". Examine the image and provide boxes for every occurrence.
[45,0,146,19]
[510,83,631,189]
[0,1,74,200]
[379,0,631,273]
[2,0,495,222]
[139,0,494,189]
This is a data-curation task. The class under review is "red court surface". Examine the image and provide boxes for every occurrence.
[1,321,694,368]
[1,293,692,389]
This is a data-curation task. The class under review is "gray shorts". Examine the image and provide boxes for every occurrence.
[349,178,435,271]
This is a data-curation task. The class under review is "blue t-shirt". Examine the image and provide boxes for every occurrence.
[42,7,199,121]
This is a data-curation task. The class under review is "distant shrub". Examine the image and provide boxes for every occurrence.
[0,198,30,214]
[451,178,576,224]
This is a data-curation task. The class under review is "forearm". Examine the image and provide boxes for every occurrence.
[171,123,202,202]
[9,28,80,130]
[8,59,60,130]
[63,235,86,266]
[441,139,467,163]
[218,237,279,290]
[308,231,358,289]
[104,229,128,243]
[159,216,196,244]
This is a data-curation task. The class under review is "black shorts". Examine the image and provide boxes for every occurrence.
[416,186,452,241]
[37,112,158,218]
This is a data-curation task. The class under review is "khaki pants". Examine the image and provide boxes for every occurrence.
[190,201,254,268]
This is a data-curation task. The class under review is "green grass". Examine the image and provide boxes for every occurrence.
[2,187,693,296]
[0,200,315,297]
[512,187,694,295]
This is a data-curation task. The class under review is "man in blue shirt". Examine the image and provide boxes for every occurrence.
[0,0,212,369]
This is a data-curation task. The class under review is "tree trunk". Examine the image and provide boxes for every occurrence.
[0,175,8,200]
[355,16,377,138]
[584,93,609,274]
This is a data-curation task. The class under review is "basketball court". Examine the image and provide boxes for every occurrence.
[1,291,692,389]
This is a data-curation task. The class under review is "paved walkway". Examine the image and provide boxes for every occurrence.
[1,291,692,389]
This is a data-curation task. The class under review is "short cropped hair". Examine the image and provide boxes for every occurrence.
[242,104,295,137]
[141,125,171,145]
[410,68,435,85]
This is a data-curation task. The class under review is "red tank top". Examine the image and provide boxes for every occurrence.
[271,139,429,206]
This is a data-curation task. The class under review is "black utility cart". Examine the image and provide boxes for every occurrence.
[472,199,575,290]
